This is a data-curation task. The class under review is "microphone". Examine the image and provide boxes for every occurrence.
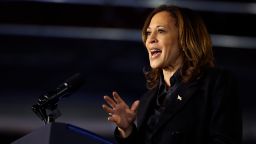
[37,73,84,109]
[32,73,84,123]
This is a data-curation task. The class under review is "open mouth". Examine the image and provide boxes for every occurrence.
[150,48,162,58]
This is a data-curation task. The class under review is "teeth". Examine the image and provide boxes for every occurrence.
[150,48,161,52]
[150,48,162,57]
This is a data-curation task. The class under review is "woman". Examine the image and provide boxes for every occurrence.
[102,5,242,144]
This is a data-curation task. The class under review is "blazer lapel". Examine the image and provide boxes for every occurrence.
[151,80,200,135]
[137,88,157,128]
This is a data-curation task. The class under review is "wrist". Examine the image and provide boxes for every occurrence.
[117,125,133,138]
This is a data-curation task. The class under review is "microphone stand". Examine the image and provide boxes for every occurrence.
[32,102,61,124]
[31,73,83,124]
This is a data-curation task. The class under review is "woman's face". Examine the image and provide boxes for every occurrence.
[145,11,182,69]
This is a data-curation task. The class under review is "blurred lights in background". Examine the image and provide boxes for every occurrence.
[0,24,255,49]
[0,0,255,144]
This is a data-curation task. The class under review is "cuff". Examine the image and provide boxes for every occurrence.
[114,124,138,144]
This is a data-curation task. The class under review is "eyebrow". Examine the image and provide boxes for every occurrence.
[147,25,166,29]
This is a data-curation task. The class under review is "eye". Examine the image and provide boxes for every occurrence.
[158,29,165,33]
[145,30,151,36]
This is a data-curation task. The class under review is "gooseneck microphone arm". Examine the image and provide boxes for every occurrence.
[32,73,84,124]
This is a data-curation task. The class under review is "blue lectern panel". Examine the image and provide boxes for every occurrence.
[11,122,113,144]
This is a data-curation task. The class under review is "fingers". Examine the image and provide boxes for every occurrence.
[130,100,140,112]
[102,104,118,123]
[108,114,120,123]
[102,104,114,114]
[113,91,125,104]
[107,114,122,127]
[103,96,116,108]
[103,93,138,131]
[103,91,125,107]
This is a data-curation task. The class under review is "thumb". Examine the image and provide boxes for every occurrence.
[130,100,140,112]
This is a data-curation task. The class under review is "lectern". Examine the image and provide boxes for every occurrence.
[13,74,113,143]
[11,122,113,144]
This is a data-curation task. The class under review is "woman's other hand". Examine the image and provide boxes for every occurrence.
[102,91,139,138]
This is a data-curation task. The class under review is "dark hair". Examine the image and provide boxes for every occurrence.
[142,5,215,89]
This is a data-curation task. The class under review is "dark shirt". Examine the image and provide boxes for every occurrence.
[144,71,182,144]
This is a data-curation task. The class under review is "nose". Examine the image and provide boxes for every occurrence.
[147,32,158,44]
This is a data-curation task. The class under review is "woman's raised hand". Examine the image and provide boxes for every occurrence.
[102,91,139,137]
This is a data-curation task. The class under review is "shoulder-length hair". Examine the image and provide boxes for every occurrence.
[142,5,215,89]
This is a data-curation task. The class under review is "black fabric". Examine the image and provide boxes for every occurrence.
[114,67,242,144]
[114,124,138,144]
[144,71,181,143]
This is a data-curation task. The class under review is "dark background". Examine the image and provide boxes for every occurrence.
[0,0,255,144]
